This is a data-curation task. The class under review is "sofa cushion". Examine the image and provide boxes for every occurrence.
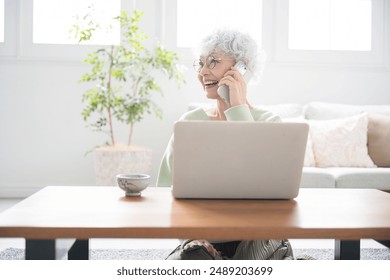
[326,167,390,190]
[301,167,390,190]
[368,114,390,167]
[305,102,390,120]
[283,117,315,167]
[187,103,304,119]
[256,104,304,118]
[300,167,336,188]
[309,113,376,168]
[303,135,315,167]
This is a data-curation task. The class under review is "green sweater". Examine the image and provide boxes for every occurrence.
[156,104,281,187]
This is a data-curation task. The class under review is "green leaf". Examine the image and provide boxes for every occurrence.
[74,8,186,147]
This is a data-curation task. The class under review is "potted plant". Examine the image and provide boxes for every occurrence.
[72,9,185,185]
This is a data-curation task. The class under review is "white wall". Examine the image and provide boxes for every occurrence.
[1,0,390,197]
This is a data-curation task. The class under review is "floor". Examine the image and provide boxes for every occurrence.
[0,198,386,251]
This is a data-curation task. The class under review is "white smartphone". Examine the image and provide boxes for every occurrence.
[217,61,252,105]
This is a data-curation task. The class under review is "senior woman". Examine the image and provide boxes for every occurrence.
[157,29,304,260]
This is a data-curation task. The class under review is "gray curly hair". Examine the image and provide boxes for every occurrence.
[197,29,266,76]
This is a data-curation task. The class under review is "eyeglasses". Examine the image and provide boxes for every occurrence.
[193,55,233,73]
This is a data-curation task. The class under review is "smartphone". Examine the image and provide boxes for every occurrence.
[217,61,252,105]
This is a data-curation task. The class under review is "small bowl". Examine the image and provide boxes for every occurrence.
[116,174,151,196]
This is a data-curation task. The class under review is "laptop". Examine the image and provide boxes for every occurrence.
[172,121,309,199]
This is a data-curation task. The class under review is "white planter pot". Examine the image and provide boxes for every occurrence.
[94,145,152,186]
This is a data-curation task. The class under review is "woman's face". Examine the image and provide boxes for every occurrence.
[196,53,235,99]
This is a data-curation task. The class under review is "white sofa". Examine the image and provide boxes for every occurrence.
[190,102,390,190]
[260,102,390,190]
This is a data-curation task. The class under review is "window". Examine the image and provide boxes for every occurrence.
[0,0,17,56]
[0,0,4,43]
[288,0,372,51]
[12,0,130,60]
[175,0,262,49]
[273,0,385,66]
[33,0,121,45]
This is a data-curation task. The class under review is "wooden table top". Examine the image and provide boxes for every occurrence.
[0,186,389,240]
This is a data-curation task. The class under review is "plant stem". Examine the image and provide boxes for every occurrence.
[107,45,115,146]
[133,77,142,97]
[107,109,115,146]
[128,77,141,146]
[128,123,134,146]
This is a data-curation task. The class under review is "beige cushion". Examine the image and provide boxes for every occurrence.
[368,114,390,167]
[283,117,315,167]
[309,113,376,168]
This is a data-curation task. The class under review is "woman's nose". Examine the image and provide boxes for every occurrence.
[198,64,209,76]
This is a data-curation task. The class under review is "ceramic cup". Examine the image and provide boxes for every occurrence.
[116,174,151,196]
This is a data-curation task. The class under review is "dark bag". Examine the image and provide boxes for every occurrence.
[165,240,223,260]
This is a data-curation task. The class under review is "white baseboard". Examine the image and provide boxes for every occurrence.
[0,186,44,198]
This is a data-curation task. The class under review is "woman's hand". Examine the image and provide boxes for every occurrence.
[218,66,248,107]
[183,239,219,257]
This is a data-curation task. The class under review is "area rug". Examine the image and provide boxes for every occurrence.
[1,248,390,260]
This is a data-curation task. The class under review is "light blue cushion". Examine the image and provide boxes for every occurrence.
[301,167,336,188]
[332,167,390,190]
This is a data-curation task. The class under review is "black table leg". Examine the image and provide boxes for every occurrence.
[335,240,360,260]
[25,239,89,260]
[374,240,390,249]
[68,239,89,260]
[26,239,55,260]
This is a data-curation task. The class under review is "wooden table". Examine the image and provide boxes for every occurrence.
[0,186,389,260]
